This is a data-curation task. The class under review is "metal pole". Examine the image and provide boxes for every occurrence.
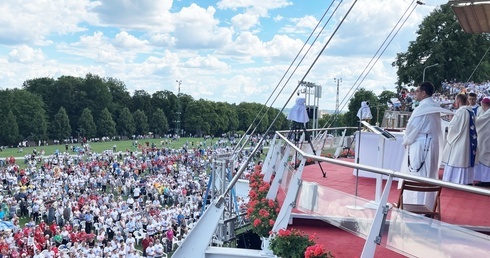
[422,63,439,82]
[175,80,182,138]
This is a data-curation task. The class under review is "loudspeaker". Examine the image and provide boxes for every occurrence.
[306,106,318,119]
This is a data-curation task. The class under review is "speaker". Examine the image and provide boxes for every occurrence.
[306,106,318,119]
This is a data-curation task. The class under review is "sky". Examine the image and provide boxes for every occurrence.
[0,0,448,112]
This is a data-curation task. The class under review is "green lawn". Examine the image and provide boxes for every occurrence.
[0,137,226,159]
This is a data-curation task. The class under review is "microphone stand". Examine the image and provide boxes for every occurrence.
[346,108,364,210]
[355,113,361,197]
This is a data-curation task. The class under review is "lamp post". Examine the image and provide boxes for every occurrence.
[422,63,439,82]
[175,80,182,138]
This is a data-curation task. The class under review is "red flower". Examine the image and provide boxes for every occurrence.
[247,165,280,238]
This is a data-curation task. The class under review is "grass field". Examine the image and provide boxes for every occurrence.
[0,137,227,159]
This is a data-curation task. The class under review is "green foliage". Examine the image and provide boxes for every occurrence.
[133,109,149,136]
[78,108,97,138]
[98,108,116,137]
[269,229,315,258]
[0,110,20,146]
[150,108,169,136]
[6,73,394,143]
[117,107,135,137]
[394,3,490,90]
[52,107,72,141]
[0,88,48,141]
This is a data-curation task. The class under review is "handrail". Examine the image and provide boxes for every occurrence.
[276,126,358,134]
[275,130,490,197]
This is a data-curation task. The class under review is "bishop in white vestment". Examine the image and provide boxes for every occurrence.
[442,94,477,185]
[474,97,490,182]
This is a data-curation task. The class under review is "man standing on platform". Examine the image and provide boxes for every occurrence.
[468,92,483,117]
[399,82,451,205]
[474,97,490,186]
[442,93,477,185]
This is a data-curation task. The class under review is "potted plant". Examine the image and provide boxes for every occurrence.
[246,165,280,253]
[305,243,335,258]
[269,228,314,258]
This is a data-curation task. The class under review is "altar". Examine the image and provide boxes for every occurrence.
[353,131,405,178]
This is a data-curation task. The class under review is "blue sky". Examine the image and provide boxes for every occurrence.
[0,0,446,111]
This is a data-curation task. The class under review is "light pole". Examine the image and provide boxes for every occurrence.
[176,80,182,138]
[334,78,341,115]
[422,63,439,82]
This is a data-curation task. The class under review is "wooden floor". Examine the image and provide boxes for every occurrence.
[282,158,490,257]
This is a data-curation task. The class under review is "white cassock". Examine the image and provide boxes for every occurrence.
[399,97,452,208]
[474,109,490,181]
[287,97,309,123]
[357,101,372,121]
[442,106,476,184]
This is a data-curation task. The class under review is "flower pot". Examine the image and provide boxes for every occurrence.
[261,236,274,256]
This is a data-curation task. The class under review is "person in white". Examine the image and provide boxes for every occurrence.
[474,97,490,185]
[399,82,452,206]
[442,93,477,185]
[145,241,156,258]
[357,101,373,123]
[153,238,165,258]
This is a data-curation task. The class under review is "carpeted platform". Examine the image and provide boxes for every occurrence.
[282,158,490,257]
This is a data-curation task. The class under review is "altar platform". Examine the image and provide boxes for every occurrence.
[283,158,490,258]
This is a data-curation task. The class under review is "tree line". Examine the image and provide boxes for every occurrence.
[0,72,397,147]
[0,74,292,146]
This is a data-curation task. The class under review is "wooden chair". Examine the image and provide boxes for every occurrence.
[395,180,442,220]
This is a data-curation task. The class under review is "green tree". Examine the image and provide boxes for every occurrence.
[52,107,72,141]
[81,74,113,122]
[152,90,178,131]
[150,108,169,136]
[133,109,149,136]
[117,107,135,137]
[183,100,211,136]
[98,108,116,137]
[236,102,268,133]
[394,3,490,91]
[78,108,97,138]
[0,110,20,146]
[267,107,288,132]
[0,89,48,141]
[106,78,131,113]
[131,90,152,116]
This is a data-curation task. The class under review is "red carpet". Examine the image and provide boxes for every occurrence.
[280,158,490,257]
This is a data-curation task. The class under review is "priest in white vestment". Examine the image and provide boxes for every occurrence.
[442,93,477,185]
[474,97,490,183]
[399,82,452,207]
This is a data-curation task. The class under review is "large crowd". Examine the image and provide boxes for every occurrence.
[0,137,255,258]
[393,80,490,112]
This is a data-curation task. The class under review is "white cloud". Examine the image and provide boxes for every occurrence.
[274,15,284,22]
[8,45,45,63]
[173,4,233,49]
[0,0,92,46]
[91,0,174,32]
[0,0,449,113]
[184,55,229,70]
[281,15,319,34]
[113,31,150,49]
[231,12,260,31]
[217,0,293,11]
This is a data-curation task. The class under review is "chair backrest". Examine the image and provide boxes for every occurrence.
[133,230,141,238]
[401,181,442,193]
[398,180,442,218]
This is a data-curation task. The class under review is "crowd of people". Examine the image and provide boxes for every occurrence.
[0,137,254,257]
[395,80,490,112]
